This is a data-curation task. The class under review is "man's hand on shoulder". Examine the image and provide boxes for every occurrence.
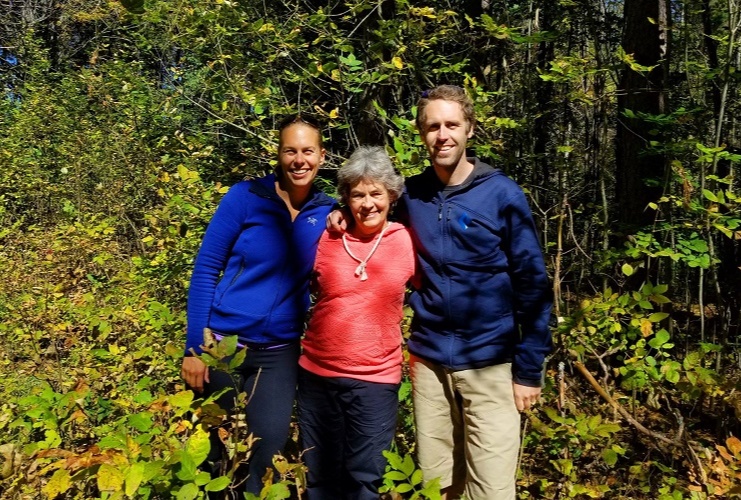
[326,208,349,233]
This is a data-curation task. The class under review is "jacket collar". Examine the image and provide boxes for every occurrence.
[423,157,499,194]
[249,173,333,208]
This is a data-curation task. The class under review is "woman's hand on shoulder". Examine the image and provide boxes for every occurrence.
[181,356,209,392]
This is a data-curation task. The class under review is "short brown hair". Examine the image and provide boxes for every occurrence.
[416,85,475,132]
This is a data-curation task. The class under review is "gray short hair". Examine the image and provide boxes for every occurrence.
[337,146,404,204]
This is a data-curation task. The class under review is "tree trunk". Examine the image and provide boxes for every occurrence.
[615,0,668,229]
[532,1,555,208]
[351,0,395,146]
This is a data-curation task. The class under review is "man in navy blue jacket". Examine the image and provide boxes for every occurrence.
[401,85,552,499]
[329,85,551,499]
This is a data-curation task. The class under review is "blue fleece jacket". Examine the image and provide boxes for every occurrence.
[185,174,334,354]
[401,158,553,386]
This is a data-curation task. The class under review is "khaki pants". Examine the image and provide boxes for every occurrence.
[410,355,520,500]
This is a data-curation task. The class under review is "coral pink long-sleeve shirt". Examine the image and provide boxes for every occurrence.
[300,222,415,384]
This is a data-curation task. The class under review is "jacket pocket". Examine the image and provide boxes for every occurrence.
[446,204,507,267]
[215,258,245,306]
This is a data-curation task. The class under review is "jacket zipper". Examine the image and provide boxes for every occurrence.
[437,199,456,366]
[229,261,245,286]
[216,259,245,307]
[265,194,320,334]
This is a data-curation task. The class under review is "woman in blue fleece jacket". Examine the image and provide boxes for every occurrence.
[181,115,334,495]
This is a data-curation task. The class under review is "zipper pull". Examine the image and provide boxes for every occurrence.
[438,203,443,221]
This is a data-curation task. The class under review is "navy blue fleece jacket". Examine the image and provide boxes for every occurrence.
[185,174,334,354]
[402,159,553,386]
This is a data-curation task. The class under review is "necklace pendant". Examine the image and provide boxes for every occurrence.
[343,224,390,283]
[354,263,367,280]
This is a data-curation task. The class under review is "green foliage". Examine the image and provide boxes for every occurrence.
[9,375,197,498]
[2,0,741,498]
[560,280,725,401]
[2,333,302,499]
[380,450,441,499]
[525,409,620,498]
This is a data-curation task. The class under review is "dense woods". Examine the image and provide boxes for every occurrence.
[1,0,740,498]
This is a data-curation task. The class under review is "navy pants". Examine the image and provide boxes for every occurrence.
[297,368,399,500]
[203,342,300,496]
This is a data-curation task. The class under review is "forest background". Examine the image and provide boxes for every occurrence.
[0,0,740,498]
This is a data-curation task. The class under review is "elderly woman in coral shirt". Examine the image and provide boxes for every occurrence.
[298,146,415,500]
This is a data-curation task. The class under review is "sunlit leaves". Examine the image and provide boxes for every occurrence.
[42,468,72,498]
[186,427,210,467]
[125,462,145,497]
[381,450,439,498]
[98,463,125,493]
[617,46,660,74]
[648,312,669,322]
[622,263,634,276]
[205,475,231,492]
[176,482,199,500]
[169,391,195,413]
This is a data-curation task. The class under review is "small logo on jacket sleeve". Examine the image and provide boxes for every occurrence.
[307,217,318,226]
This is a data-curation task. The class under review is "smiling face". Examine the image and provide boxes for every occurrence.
[348,179,391,238]
[277,123,325,194]
[420,99,474,173]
